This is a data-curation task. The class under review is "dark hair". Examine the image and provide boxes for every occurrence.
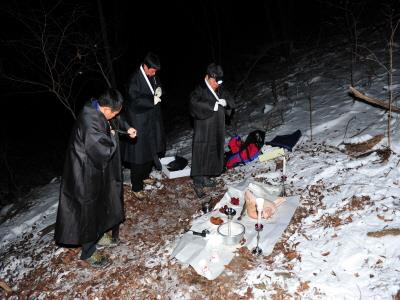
[206,63,223,79]
[98,88,124,112]
[143,52,161,70]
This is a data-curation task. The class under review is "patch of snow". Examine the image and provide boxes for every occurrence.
[263,104,274,114]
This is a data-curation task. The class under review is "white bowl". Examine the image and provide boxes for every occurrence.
[217,221,245,246]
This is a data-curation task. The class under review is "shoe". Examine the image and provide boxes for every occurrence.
[143,178,156,185]
[203,177,216,188]
[132,190,146,200]
[97,233,119,248]
[97,233,112,249]
[84,251,111,268]
[193,185,206,198]
[110,237,120,246]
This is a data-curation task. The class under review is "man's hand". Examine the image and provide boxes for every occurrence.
[127,127,137,139]
[154,95,162,105]
[155,87,162,98]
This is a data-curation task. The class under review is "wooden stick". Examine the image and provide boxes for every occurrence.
[349,86,400,113]
[0,280,12,293]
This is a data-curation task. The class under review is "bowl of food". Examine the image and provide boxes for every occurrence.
[217,221,245,246]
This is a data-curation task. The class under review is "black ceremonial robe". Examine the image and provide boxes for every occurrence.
[55,101,124,245]
[121,68,165,165]
[190,82,234,177]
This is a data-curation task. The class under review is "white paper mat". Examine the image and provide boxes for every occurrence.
[172,179,300,280]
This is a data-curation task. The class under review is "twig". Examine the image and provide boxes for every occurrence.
[234,41,289,97]
[343,115,356,141]
[387,157,400,177]
[349,125,371,139]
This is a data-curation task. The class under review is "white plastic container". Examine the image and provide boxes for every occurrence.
[217,221,245,246]
[160,157,191,179]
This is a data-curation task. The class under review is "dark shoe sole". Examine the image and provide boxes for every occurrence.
[87,257,111,268]
[193,185,206,198]
[90,261,111,268]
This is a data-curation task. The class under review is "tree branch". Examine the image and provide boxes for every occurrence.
[349,86,400,113]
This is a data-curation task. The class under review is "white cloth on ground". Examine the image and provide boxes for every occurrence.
[171,178,300,280]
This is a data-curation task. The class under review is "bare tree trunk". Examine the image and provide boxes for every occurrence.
[211,5,222,63]
[1,141,20,204]
[234,41,288,97]
[309,94,313,141]
[97,0,116,88]
[277,0,293,59]
[263,2,277,43]
[323,0,366,90]
[388,37,392,148]
[305,81,313,141]
[200,2,216,61]
[386,16,400,149]
[343,0,354,87]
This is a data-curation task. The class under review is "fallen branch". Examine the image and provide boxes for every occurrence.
[349,86,400,113]
[0,280,12,293]
[344,134,384,155]
[39,223,55,237]
[367,228,400,237]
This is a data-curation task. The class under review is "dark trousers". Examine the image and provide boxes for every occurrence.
[111,224,120,240]
[130,161,153,192]
[193,176,206,187]
[80,224,120,260]
[80,241,96,260]
[193,176,214,187]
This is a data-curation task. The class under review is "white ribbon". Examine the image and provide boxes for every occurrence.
[205,79,221,112]
[140,65,155,95]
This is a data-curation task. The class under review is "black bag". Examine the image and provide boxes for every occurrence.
[167,156,188,171]
[242,130,265,150]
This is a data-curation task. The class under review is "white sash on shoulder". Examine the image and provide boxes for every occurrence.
[140,65,155,95]
[205,79,221,111]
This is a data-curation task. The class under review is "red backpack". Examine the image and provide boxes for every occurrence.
[228,135,242,153]
[225,130,265,169]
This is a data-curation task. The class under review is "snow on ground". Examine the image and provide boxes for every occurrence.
[1,32,400,299]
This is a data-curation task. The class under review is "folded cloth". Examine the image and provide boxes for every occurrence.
[266,129,302,151]
[259,145,285,162]
[167,155,188,171]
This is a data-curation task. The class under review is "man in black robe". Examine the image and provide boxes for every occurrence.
[55,89,137,268]
[121,52,166,199]
[190,63,235,198]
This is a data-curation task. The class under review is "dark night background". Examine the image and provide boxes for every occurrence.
[0,0,396,205]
